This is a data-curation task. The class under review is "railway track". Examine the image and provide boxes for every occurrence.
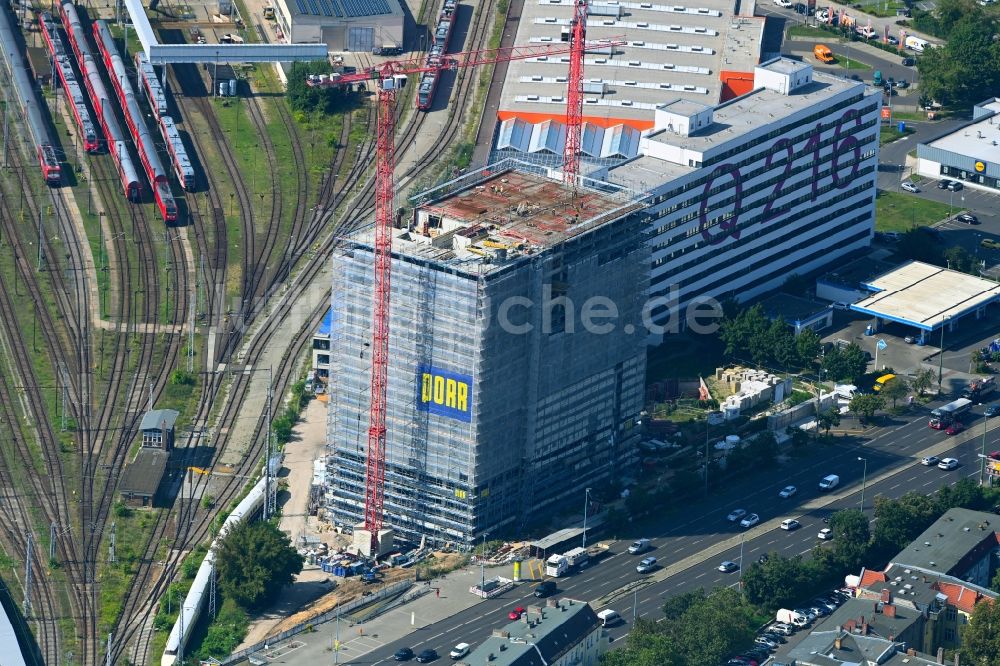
[109,0,502,658]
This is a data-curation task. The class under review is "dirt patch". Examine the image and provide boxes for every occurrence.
[267,567,416,636]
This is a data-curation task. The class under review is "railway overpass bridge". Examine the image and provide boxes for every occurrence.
[122,0,327,64]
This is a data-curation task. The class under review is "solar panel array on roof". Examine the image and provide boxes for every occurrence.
[293,0,393,16]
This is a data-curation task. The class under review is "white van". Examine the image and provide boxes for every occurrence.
[819,474,840,491]
[449,643,470,659]
[597,609,621,627]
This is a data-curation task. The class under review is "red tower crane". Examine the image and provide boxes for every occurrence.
[564,0,589,186]
[309,36,624,553]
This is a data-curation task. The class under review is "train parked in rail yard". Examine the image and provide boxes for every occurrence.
[62,1,141,199]
[417,0,457,111]
[38,11,100,153]
[137,51,195,191]
[0,1,61,184]
[94,18,178,222]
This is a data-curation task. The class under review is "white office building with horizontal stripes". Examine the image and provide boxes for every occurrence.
[602,58,882,328]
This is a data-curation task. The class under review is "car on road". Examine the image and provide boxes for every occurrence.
[740,513,760,528]
[779,485,797,498]
[636,556,658,574]
[719,560,740,573]
[946,422,965,435]
[938,179,953,189]
[901,181,920,193]
[956,213,979,224]
[921,455,941,466]
[534,580,557,597]
[986,405,1000,417]
[395,647,415,661]
[449,644,470,659]
[947,180,964,191]
[818,528,833,540]
[896,78,909,88]
[887,35,899,45]
[417,648,439,663]
[904,335,916,344]
[769,622,794,636]
[773,0,792,5]
[761,631,786,644]
[929,418,945,430]
[793,1,807,12]
[508,606,526,620]
[781,518,801,531]
[938,457,959,470]
[727,509,748,522]
[797,608,819,622]
[902,56,916,66]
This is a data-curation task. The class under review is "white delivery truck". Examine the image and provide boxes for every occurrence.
[627,538,651,554]
[819,474,840,491]
[904,35,930,51]
[545,554,569,577]
[776,608,809,627]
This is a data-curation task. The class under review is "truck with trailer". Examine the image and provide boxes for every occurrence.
[545,554,569,577]
[961,376,995,401]
[930,398,973,426]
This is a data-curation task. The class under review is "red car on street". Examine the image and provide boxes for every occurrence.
[508,606,526,620]
[946,422,965,435]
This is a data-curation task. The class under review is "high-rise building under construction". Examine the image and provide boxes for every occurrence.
[326,163,650,546]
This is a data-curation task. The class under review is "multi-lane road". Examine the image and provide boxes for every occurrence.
[347,402,1000,663]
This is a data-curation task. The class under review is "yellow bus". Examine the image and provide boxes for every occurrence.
[873,373,896,391]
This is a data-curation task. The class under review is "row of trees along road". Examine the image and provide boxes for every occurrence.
[615,480,1000,666]
[912,0,1000,111]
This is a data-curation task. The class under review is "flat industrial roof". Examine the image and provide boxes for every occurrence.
[499,0,764,126]
[607,65,869,188]
[925,99,1000,165]
[852,261,1000,331]
[759,293,832,324]
[289,0,401,19]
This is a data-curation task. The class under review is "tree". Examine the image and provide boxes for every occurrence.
[849,393,885,423]
[769,320,798,371]
[741,553,812,610]
[668,587,759,666]
[719,305,769,365]
[817,409,841,438]
[600,619,682,666]
[662,589,704,621]
[918,12,1000,111]
[944,245,977,274]
[795,329,822,369]
[216,520,304,611]
[881,377,909,408]
[871,492,939,559]
[960,598,1000,666]
[823,343,868,382]
[829,509,871,570]
[286,61,355,115]
[912,368,935,395]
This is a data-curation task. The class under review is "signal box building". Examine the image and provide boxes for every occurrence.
[140,408,179,450]
[327,164,649,546]
[271,0,404,52]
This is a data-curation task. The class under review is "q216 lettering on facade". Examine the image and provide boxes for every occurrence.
[699,108,865,245]
[417,365,473,422]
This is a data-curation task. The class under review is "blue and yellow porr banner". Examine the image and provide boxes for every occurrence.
[417,365,473,422]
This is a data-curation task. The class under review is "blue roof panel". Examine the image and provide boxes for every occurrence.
[318,308,333,335]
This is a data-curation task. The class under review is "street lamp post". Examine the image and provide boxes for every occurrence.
[858,456,868,511]
[738,532,746,582]
[582,487,592,549]
[480,532,488,592]
[938,316,951,390]
[981,418,989,486]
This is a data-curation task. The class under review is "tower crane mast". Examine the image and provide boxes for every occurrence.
[564,0,589,186]
[311,34,625,553]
